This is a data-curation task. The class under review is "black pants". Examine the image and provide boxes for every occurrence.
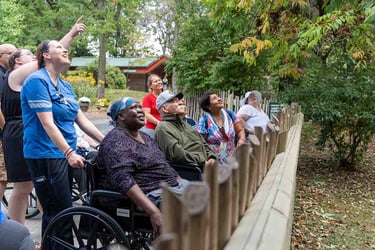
[26,158,73,249]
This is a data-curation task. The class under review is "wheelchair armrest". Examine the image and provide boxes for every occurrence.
[91,189,124,199]
[168,161,203,181]
[84,150,98,166]
[91,189,135,212]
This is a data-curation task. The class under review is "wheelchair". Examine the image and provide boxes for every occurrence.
[41,151,202,249]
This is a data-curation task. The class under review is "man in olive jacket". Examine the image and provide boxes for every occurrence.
[155,90,216,168]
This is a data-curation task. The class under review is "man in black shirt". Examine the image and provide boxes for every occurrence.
[0,43,16,205]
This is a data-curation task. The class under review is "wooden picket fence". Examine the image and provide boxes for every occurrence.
[153,103,303,250]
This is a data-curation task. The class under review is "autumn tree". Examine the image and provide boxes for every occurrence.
[13,0,146,98]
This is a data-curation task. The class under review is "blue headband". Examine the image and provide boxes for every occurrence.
[107,97,139,126]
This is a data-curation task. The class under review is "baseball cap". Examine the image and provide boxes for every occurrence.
[156,90,184,110]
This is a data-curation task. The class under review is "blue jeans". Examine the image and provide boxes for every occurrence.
[146,178,189,208]
[26,158,73,249]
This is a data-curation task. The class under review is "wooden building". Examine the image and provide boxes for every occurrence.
[69,56,168,92]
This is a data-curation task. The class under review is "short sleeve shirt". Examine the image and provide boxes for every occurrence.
[196,109,237,163]
[237,104,270,132]
[21,68,79,158]
[142,93,161,129]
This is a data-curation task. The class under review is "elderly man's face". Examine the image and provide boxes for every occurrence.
[162,97,180,114]
[0,45,17,69]
[177,99,187,116]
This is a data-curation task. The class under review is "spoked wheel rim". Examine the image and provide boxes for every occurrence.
[42,206,130,250]
[1,185,40,219]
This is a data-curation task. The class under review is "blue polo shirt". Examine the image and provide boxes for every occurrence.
[0,205,5,225]
[21,68,79,159]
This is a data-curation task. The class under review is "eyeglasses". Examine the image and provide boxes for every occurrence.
[0,52,13,55]
[58,93,67,105]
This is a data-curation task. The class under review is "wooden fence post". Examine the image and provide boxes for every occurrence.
[161,183,189,250]
[235,143,251,217]
[182,182,210,250]
[204,160,219,250]
[227,157,239,232]
[276,110,288,154]
[217,163,233,250]
[254,127,265,187]
[153,233,178,250]
[247,134,260,204]
[266,122,280,170]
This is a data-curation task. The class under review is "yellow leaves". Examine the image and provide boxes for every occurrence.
[230,36,272,66]
[95,98,110,108]
[291,0,308,9]
[98,79,105,86]
[352,51,366,60]
[237,0,256,11]
[62,71,96,86]
[279,63,303,79]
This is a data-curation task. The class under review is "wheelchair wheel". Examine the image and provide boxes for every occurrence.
[1,185,40,218]
[42,206,130,250]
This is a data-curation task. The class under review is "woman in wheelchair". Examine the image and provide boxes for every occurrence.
[97,97,189,236]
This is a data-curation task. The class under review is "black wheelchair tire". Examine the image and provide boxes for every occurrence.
[1,187,40,219]
[42,206,130,250]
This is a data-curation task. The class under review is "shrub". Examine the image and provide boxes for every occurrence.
[62,71,97,100]
[283,57,375,170]
[78,59,127,89]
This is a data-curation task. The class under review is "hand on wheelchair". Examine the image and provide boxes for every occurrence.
[150,209,162,238]
[67,151,85,168]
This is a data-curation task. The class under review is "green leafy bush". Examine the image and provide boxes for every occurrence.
[78,59,127,89]
[62,71,97,100]
[283,57,375,170]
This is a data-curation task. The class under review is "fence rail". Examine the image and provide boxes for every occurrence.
[153,104,303,250]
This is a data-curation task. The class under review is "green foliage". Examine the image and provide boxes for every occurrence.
[78,59,126,89]
[62,71,97,100]
[283,55,375,170]
[167,1,271,94]
[105,66,126,89]
[0,0,26,45]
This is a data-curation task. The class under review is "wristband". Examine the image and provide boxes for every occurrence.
[66,150,74,160]
[63,147,72,156]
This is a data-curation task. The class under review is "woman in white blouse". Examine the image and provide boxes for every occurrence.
[237,90,270,134]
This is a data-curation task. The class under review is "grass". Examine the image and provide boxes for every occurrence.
[104,88,147,103]
[291,122,375,250]
[84,88,147,112]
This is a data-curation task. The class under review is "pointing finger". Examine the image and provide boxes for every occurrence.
[76,16,84,24]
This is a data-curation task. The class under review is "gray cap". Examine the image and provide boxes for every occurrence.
[156,90,184,110]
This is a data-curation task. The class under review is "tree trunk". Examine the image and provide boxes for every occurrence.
[96,0,106,99]
[97,33,106,99]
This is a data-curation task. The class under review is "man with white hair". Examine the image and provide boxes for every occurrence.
[155,90,216,168]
